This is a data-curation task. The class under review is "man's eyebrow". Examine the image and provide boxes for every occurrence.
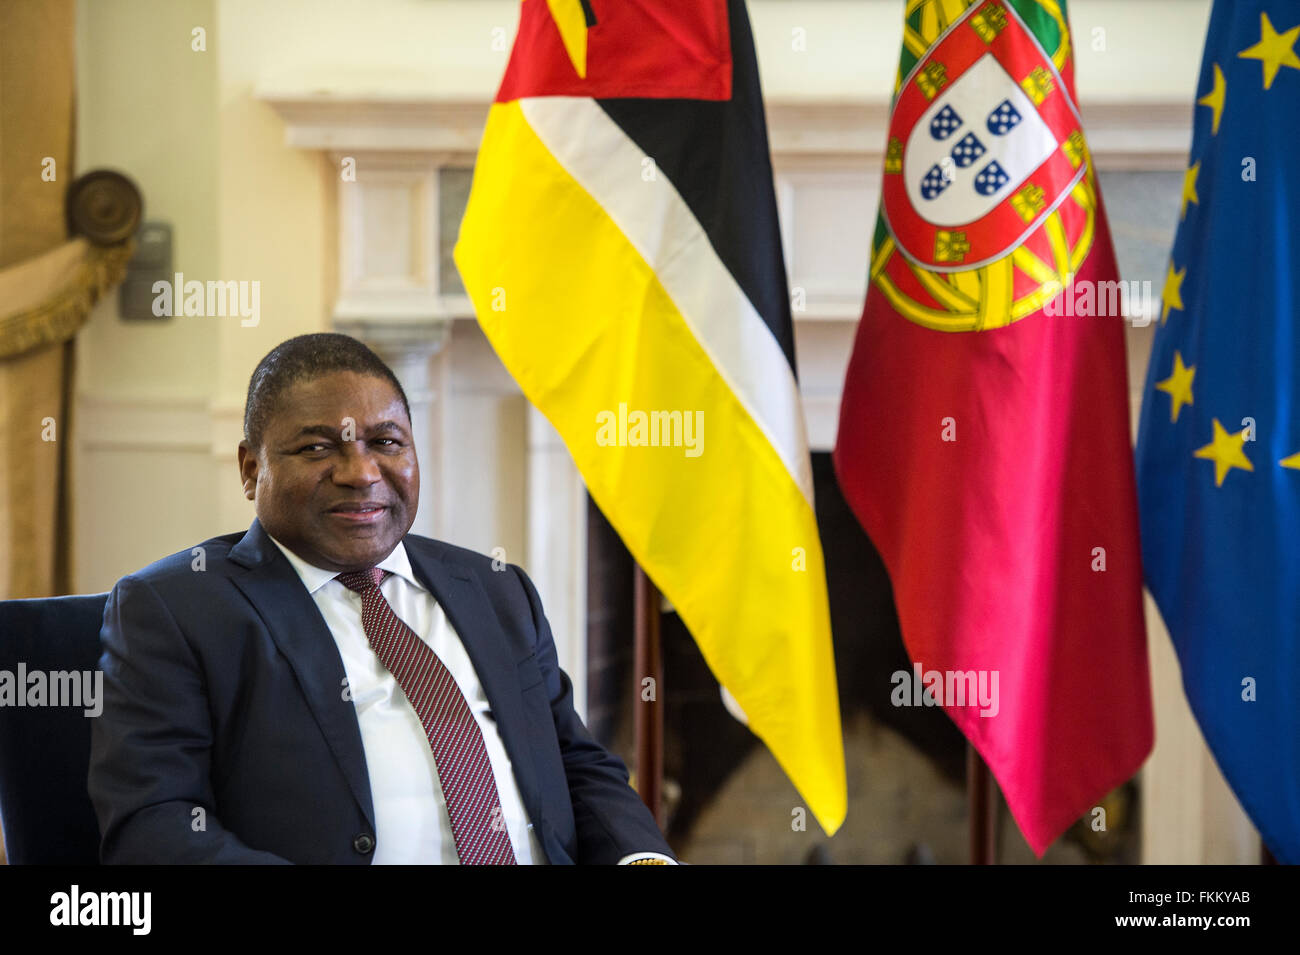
[288,420,408,441]
[290,425,340,440]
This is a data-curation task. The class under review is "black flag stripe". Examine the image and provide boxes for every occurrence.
[595,0,797,375]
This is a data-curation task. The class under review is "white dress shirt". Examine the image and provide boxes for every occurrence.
[267,534,547,864]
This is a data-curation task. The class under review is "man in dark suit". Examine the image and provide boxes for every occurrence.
[88,332,675,864]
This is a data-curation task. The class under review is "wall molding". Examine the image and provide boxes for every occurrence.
[76,394,215,453]
[260,91,1194,171]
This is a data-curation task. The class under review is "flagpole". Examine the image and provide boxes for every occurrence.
[633,563,664,826]
[968,745,997,864]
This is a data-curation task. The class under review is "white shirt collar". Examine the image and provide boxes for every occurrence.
[265,532,424,595]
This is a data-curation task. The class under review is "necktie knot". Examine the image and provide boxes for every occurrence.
[335,567,385,594]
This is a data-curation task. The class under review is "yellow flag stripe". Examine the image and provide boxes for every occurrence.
[455,101,846,833]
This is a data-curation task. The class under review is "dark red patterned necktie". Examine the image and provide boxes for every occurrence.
[336,567,517,865]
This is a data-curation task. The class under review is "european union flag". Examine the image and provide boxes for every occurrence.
[1136,2,1300,863]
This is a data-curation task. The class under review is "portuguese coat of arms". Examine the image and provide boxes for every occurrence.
[876,0,1099,331]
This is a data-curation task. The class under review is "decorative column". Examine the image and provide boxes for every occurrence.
[526,406,588,715]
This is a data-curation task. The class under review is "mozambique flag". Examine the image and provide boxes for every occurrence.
[454,0,846,833]
[1136,2,1300,863]
[834,0,1152,854]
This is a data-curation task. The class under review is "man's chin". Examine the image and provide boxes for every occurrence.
[313,524,405,570]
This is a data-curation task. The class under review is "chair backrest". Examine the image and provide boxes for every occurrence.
[0,593,109,864]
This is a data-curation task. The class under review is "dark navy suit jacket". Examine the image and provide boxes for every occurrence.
[88,518,672,864]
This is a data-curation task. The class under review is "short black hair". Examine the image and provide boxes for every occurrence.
[242,333,411,450]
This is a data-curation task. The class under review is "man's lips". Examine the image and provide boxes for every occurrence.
[327,503,389,523]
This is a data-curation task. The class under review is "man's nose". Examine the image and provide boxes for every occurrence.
[332,444,382,485]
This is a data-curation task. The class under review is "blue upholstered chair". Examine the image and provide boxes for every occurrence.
[0,593,109,864]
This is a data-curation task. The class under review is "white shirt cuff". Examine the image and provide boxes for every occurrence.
[617,851,678,865]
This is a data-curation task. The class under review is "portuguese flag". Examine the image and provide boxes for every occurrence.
[455,0,846,834]
[834,0,1153,854]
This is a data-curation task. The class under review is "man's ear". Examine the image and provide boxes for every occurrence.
[237,440,259,502]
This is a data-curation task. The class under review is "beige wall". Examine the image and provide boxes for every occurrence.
[75,0,219,402]
[74,0,223,587]
[748,0,1212,103]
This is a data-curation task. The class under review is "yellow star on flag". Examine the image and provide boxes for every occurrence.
[1180,161,1200,219]
[546,0,590,78]
[1155,351,1195,422]
[1281,450,1300,470]
[1197,63,1227,134]
[1194,418,1255,487]
[1161,263,1186,324]
[1238,12,1300,90]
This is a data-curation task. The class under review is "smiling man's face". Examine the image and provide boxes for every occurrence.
[237,370,419,572]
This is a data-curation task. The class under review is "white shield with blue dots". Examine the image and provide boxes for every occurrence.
[904,54,1058,227]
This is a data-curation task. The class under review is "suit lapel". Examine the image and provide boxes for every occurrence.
[227,519,376,829]
[403,538,548,835]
